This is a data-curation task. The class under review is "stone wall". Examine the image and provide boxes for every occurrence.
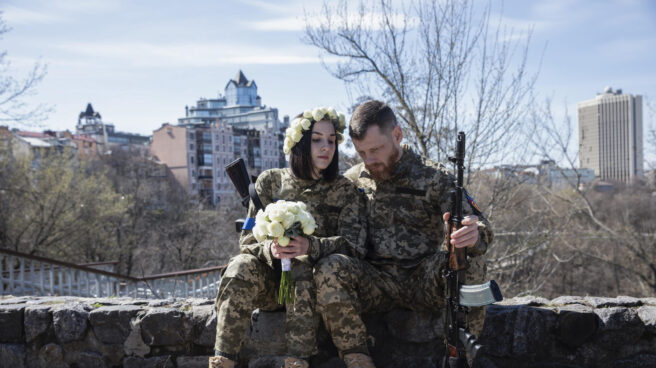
[0,295,655,368]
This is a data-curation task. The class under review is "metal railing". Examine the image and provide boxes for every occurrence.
[0,248,225,299]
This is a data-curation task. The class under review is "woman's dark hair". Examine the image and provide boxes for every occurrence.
[289,114,339,181]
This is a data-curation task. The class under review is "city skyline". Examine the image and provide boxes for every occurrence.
[2,0,655,166]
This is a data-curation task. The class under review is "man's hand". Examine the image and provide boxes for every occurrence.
[270,236,310,259]
[443,212,479,248]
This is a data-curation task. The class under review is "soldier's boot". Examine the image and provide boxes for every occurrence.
[208,355,236,368]
[283,357,309,368]
[343,353,376,368]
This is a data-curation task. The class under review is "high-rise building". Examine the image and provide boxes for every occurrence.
[578,87,643,183]
[151,71,287,205]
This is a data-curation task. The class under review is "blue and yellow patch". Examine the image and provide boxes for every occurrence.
[464,189,484,217]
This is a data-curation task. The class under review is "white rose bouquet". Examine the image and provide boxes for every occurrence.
[252,200,317,304]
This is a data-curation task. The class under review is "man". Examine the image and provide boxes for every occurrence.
[313,100,493,368]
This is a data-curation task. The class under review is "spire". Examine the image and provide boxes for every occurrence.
[85,103,95,116]
[233,70,249,86]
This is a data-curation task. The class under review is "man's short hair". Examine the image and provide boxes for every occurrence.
[349,100,398,140]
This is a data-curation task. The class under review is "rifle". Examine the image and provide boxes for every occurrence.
[443,132,503,368]
[225,158,264,232]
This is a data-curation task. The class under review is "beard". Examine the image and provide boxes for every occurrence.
[365,144,401,181]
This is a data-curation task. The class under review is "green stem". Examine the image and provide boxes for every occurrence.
[278,271,295,305]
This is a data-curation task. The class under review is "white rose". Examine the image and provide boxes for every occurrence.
[267,221,285,238]
[296,210,309,225]
[268,207,285,222]
[291,118,302,131]
[253,223,268,242]
[327,107,337,119]
[281,212,295,229]
[303,110,313,119]
[312,107,326,121]
[291,129,303,143]
[302,222,316,235]
[301,118,311,130]
[285,203,298,214]
[283,145,291,155]
[278,236,290,247]
[298,202,307,211]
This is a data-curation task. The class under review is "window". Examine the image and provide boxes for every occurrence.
[190,156,194,164]
[190,143,194,150]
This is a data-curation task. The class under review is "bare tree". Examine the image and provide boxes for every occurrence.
[486,99,656,298]
[304,0,538,173]
[0,13,50,127]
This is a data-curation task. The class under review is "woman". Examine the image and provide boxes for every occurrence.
[210,107,367,368]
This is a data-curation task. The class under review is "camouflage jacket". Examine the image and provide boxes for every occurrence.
[344,146,493,273]
[240,168,368,267]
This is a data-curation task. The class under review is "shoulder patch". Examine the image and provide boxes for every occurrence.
[464,189,484,218]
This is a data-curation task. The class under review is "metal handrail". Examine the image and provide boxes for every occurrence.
[0,247,226,299]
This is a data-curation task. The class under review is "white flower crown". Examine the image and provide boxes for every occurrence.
[283,106,347,155]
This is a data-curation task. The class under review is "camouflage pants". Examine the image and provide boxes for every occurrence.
[313,252,487,355]
[214,253,319,359]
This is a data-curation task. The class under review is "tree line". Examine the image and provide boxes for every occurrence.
[0,146,241,276]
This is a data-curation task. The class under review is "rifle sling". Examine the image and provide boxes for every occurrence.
[249,183,264,211]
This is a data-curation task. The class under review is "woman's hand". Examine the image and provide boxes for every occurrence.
[270,236,310,259]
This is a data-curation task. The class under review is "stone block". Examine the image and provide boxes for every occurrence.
[248,355,287,368]
[123,355,175,368]
[189,305,216,347]
[501,295,550,306]
[481,305,557,359]
[594,307,644,351]
[385,309,442,343]
[52,304,89,343]
[637,306,656,334]
[0,343,26,368]
[74,351,106,368]
[556,306,599,348]
[140,308,186,346]
[177,355,213,368]
[124,320,150,357]
[613,353,656,368]
[26,343,68,368]
[89,305,142,345]
[550,296,588,306]
[24,305,52,343]
[586,296,642,308]
[243,309,286,356]
[0,304,25,343]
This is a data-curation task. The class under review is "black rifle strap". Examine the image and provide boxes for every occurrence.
[248,183,264,211]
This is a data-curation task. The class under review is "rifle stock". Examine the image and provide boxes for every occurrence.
[225,158,252,208]
[225,158,264,232]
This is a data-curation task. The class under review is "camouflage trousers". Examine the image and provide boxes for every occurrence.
[214,253,319,359]
[313,252,487,356]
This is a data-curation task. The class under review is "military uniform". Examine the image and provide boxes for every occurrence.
[314,146,493,356]
[214,168,367,359]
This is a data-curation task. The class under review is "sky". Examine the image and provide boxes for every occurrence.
[2,0,655,166]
